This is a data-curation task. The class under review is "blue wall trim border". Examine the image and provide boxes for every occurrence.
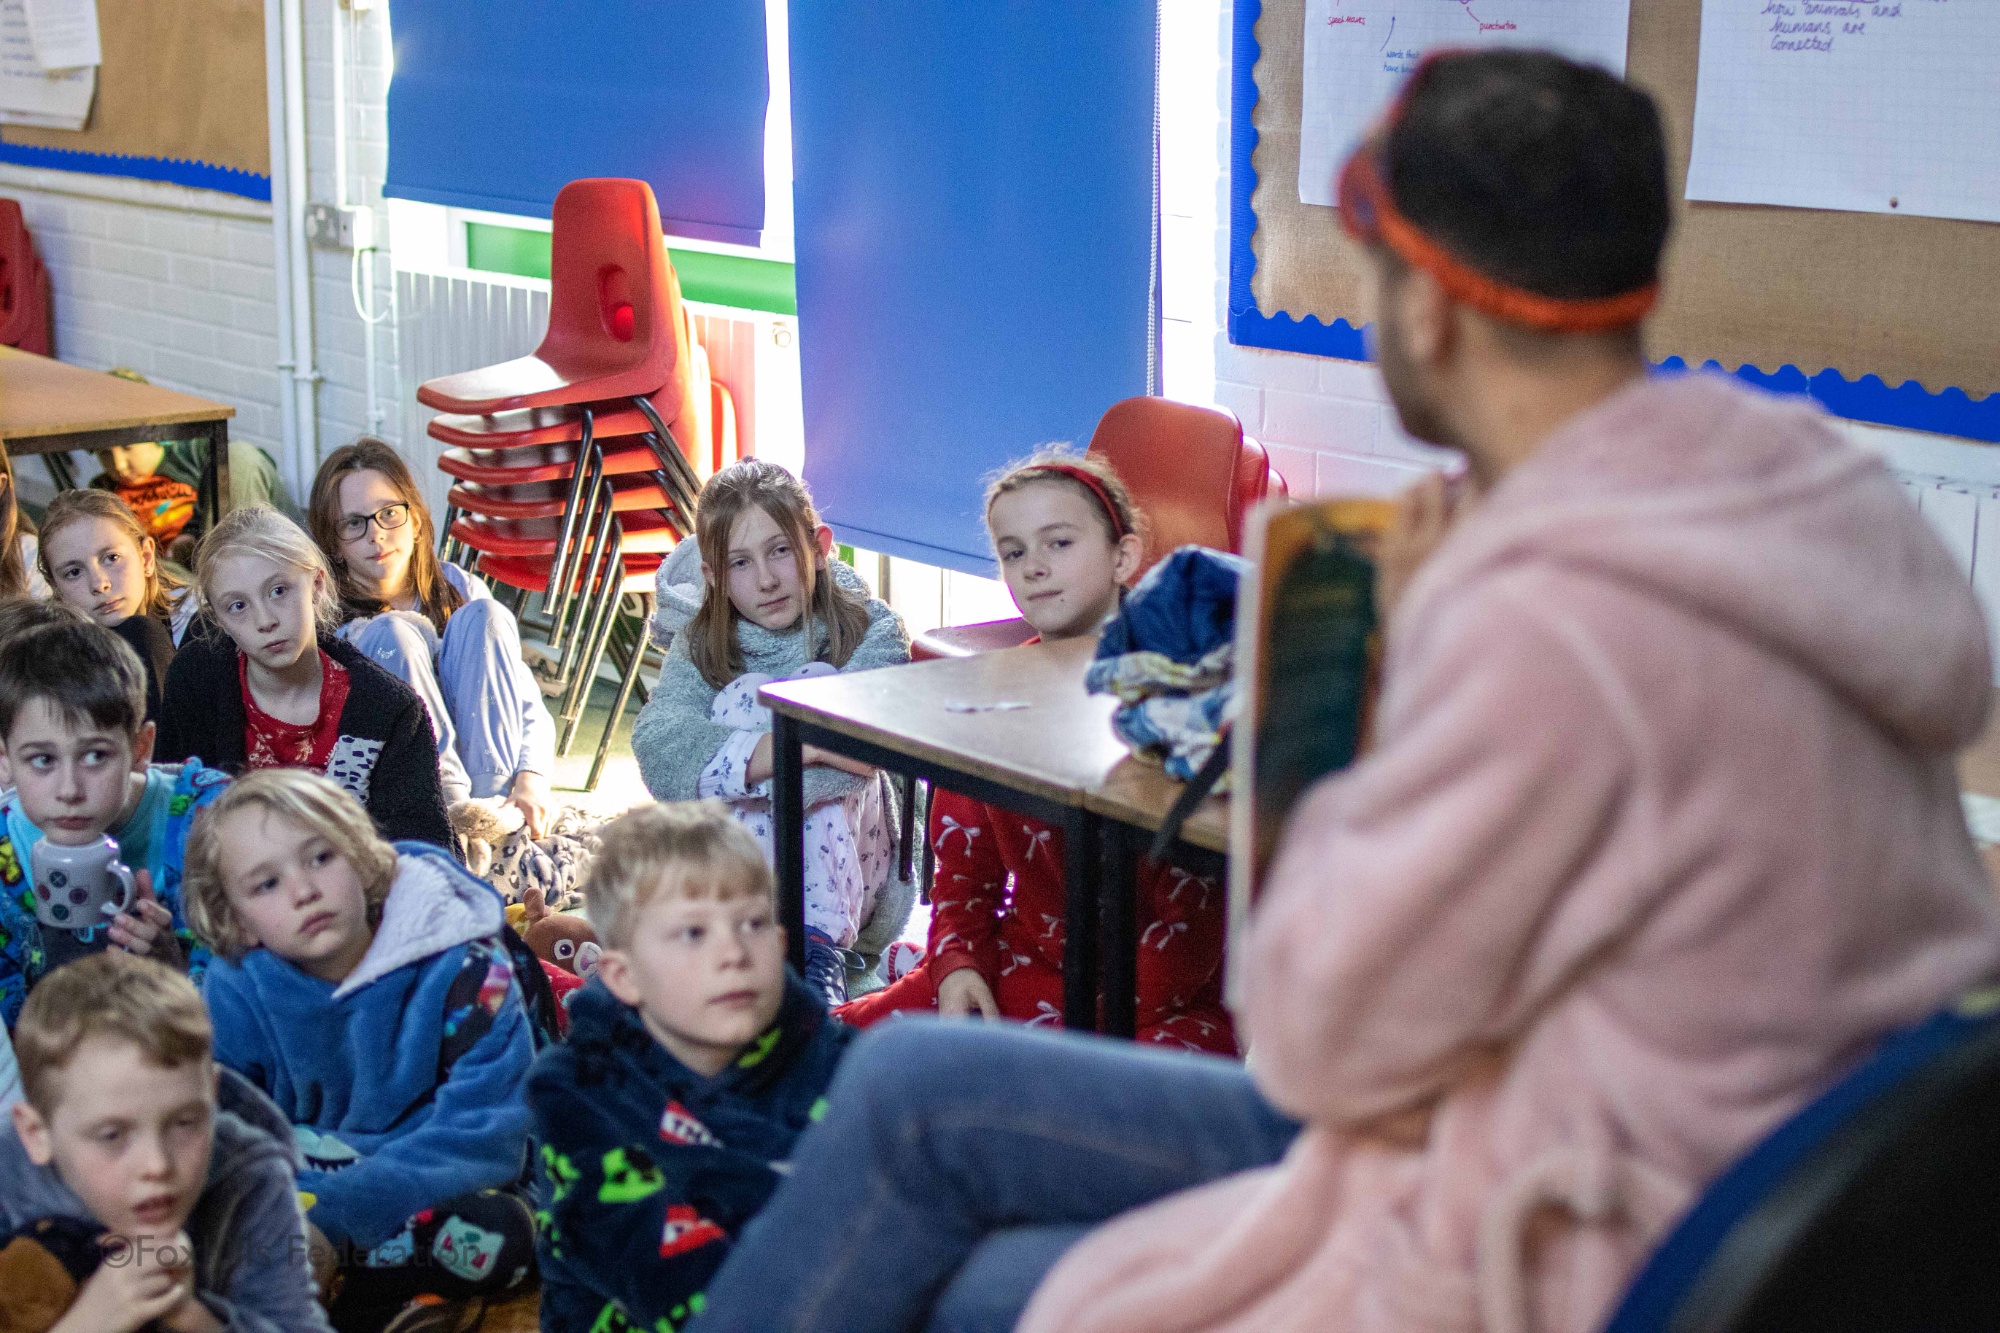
[0,143,270,202]
[1225,0,1998,444]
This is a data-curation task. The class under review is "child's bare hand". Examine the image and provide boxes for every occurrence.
[803,745,876,779]
[507,770,554,840]
[107,873,182,967]
[936,967,999,1019]
[1376,472,1469,619]
[53,1233,196,1333]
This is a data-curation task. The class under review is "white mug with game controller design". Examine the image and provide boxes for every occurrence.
[30,836,136,929]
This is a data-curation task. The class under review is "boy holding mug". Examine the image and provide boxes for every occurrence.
[0,620,231,1027]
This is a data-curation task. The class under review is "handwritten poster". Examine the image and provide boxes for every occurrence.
[1297,0,1632,207]
[1687,1,2000,224]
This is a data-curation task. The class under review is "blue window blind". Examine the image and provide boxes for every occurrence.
[384,1,768,246]
[789,2,1158,573]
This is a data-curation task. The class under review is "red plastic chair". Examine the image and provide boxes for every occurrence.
[450,510,684,560]
[912,398,1287,659]
[449,475,677,521]
[437,437,679,487]
[0,200,52,356]
[417,179,686,414]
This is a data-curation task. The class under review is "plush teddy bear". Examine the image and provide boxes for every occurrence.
[520,885,602,1022]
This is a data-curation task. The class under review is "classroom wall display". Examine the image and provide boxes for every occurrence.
[1231,0,2000,443]
[789,1,1156,574]
[1688,1,2000,225]
[0,0,270,199]
[385,0,767,245]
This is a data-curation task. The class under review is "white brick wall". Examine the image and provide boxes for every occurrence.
[0,0,399,504]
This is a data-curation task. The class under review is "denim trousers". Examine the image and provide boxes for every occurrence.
[695,1018,1299,1333]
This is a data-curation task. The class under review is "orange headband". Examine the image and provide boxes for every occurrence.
[1337,122,1658,334]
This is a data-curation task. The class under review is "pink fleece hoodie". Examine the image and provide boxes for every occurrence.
[1021,373,2000,1333]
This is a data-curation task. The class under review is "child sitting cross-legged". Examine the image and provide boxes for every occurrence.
[0,617,230,1029]
[0,950,329,1333]
[527,800,852,1333]
[837,450,1236,1053]
[630,460,912,1007]
[156,506,453,850]
[184,769,538,1332]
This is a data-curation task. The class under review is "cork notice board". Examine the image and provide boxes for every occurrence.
[1,0,269,194]
[1231,0,2000,440]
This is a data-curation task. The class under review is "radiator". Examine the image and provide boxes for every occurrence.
[394,268,794,520]
[1898,472,2000,685]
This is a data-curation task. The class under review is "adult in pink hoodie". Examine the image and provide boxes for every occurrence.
[695,51,2000,1333]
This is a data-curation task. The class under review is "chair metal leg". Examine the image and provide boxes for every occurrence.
[555,535,619,736]
[585,593,654,792]
[896,772,916,881]
[560,575,625,755]
[548,477,616,696]
[546,408,596,625]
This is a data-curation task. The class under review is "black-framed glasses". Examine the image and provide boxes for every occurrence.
[338,502,412,541]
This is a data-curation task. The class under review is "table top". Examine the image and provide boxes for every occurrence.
[0,346,234,445]
[761,636,1230,848]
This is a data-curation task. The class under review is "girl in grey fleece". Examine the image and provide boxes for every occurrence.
[631,498,910,1004]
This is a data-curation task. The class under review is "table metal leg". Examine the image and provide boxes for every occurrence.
[1062,808,1103,1030]
[773,711,809,977]
[1098,821,1139,1039]
[199,418,232,528]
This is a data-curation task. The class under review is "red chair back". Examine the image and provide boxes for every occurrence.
[0,199,52,356]
[1084,397,1286,573]
[417,178,687,414]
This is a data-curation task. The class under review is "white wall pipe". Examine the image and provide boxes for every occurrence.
[263,0,300,474]
[280,0,320,480]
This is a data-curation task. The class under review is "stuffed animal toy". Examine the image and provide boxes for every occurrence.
[520,884,602,1027]
[448,796,524,884]
[0,1217,108,1333]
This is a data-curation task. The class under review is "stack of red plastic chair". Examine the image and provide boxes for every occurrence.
[419,178,735,789]
[0,200,53,357]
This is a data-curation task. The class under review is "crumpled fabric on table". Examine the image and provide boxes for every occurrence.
[1085,547,1247,783]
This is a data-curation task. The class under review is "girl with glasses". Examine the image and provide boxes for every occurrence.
[306,438,557,840]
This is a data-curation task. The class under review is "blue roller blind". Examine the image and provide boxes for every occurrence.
[384,1,769,245]
[789,2,1157,573]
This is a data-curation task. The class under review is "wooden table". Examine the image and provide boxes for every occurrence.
[0,346,234,526]
[760,635,1229,1036]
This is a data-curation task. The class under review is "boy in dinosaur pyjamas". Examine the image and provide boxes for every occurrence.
[526,801,852,1333]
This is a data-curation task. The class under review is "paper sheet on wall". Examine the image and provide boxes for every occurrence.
[20,0,97,69]
[1297,0,1632,207]
[0,0,92,129]
[1686,1,2000,224]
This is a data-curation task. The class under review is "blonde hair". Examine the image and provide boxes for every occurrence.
[14,950,212,1115]
[38,488,191,620]
[193,505,341,633]
[983,447,1145,555]
[182,768,398,962]
[687,460,871,691]
[584,800,772,949]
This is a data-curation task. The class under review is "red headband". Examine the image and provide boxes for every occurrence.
[1029,463,1130,541]
[1336,79,1659,333]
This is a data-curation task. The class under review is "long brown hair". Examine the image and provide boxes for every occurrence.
[37,488,189,619]
[983,446,1146,554]
[688,460,870,690]
[309,437,464,634]
[0,470,30,600]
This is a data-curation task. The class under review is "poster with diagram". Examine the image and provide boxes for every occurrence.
[1297,0,1631,206]
[1687,1,2000,224]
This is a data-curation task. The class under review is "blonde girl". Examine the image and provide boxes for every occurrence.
[154,505,452,849]
[37,488,195,721]
[836,447,1237,1054]
[629,459,911,1005]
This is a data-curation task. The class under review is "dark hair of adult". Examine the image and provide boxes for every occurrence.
[0,617,148,740]
[308,436,465,636]
[1383,50,1670,306]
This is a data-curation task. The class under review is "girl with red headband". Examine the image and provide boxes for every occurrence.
[836,449,1237,1054]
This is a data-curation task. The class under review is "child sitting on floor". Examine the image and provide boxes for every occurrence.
[837,450,1236,1054]
[308,438,556,837]
[630,460,910,1007]
[39,489,198,723]
[527,800,852,1333]
[156,506,453,850]
[0,950,328,1333]
[184,768,538,1332]
[0,618,230,1028]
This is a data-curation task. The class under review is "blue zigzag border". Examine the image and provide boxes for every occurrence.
[0,142,269,202]
[1226,0,1999,444]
